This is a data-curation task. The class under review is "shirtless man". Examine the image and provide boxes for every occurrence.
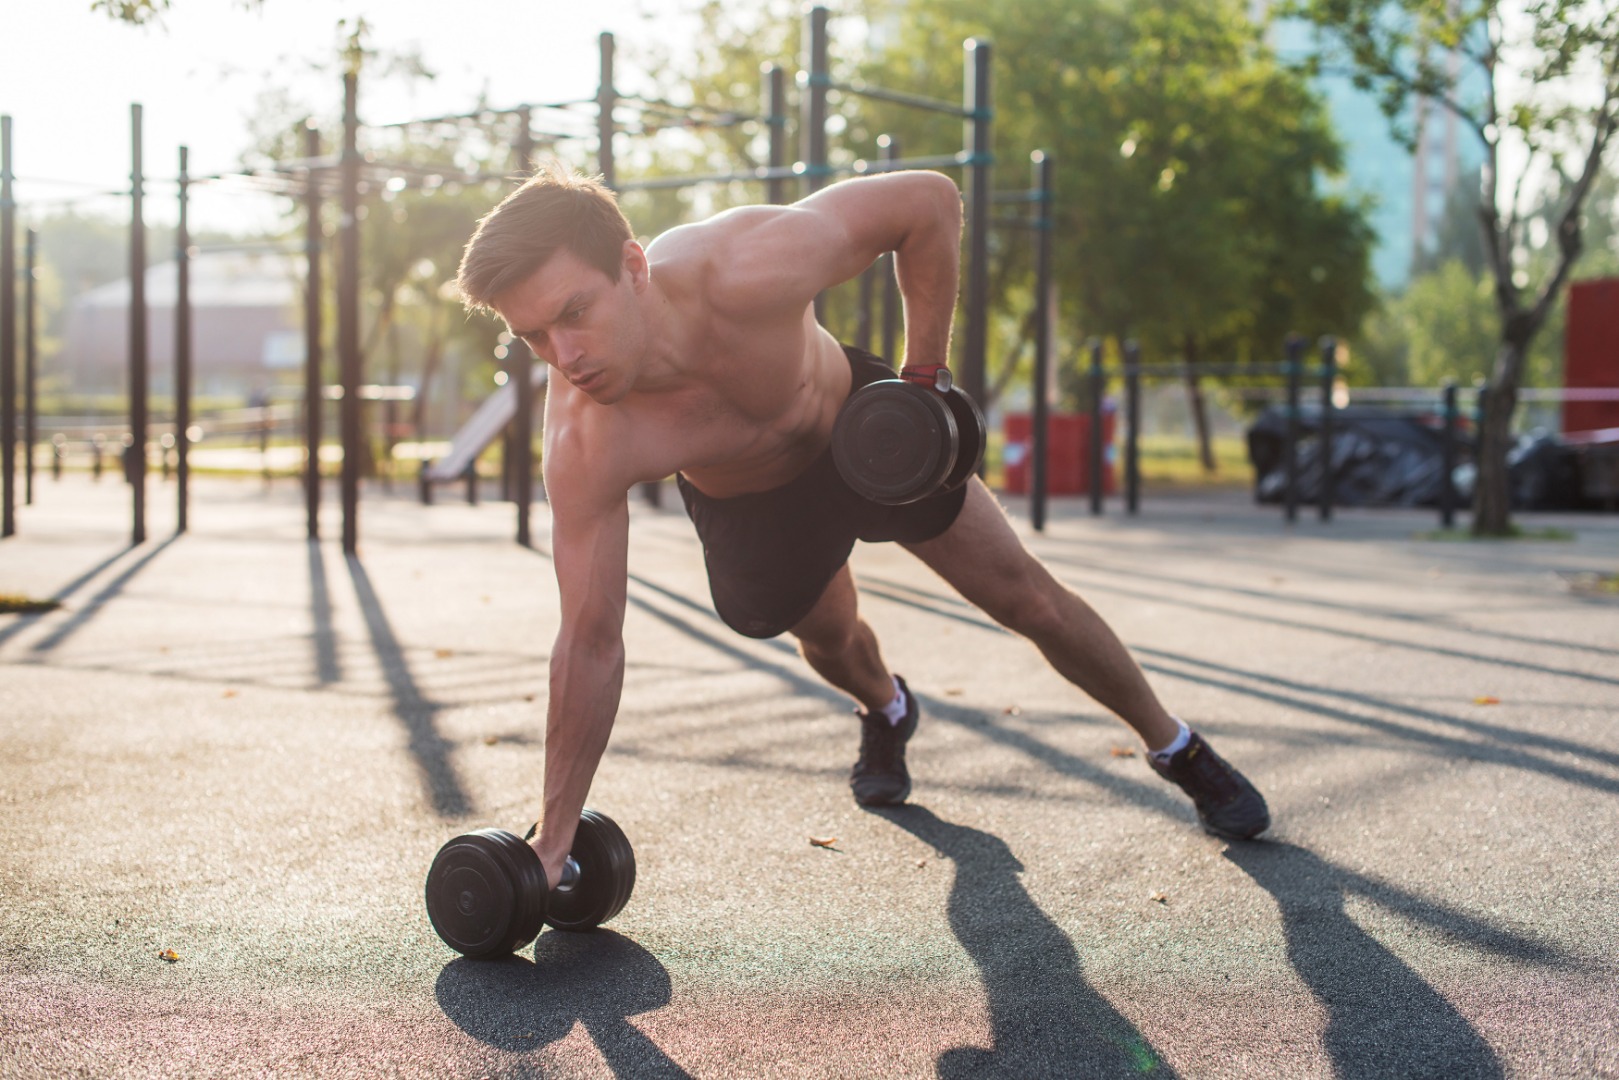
[456,164,1269,888]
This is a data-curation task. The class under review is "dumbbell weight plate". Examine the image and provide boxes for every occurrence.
[544,808,638,932]
[831,380,958,505]
[940,385,987,492]
[425,828,549,959]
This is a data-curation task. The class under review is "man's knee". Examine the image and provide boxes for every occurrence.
[794,615,866,662]
[980,565,1066,639]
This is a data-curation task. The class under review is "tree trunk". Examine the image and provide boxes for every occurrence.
[1471,335,1528,536]
[1183,333,1216,473]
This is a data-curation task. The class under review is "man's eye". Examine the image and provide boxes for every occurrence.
[565,306,585,321]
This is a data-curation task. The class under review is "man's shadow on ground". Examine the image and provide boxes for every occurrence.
[871,805,1176,1078]
[435,930,691,1078]
[1225,842,1555,1080]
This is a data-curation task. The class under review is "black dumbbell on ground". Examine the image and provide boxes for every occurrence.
[425,808,636,959]
[831,363,986,505]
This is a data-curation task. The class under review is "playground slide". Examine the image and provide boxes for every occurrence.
[423,363,548,484]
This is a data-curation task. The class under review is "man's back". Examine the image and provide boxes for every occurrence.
[543,203,858,502]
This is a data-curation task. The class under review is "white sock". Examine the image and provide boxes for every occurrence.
[1148,718,1192,763]
[879,677,909,726]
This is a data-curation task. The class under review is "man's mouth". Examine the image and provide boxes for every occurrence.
[571,370,601,392]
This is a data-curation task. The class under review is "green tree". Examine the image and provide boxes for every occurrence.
[650,0,1374,473]
[1286,0,1619,534]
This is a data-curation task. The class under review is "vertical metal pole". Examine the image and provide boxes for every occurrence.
[302,122,322,540]
[879,135,900,363]
[0,115,13,539]
[339,74,361,556]
[1283,335,1302,525]
[803,6,829,323]
[1318,335,1336,522]
[597,35,616,188]
[1030,151,1052,533]
[1124,340,1141,515]
[176,146,191,533]
[513,107,538,546]
[802,7,829,198]
[130,104,148,546]
[962,38,992,408]
[763,63,788,206]
[1088,339,1104,516]
[24,226,36,506]
[1440,381,1458,528]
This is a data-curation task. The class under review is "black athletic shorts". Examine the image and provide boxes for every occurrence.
[676,344,969,639]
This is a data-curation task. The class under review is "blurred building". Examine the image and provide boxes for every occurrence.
[1263,10,1487,289]
[63,247,304,399]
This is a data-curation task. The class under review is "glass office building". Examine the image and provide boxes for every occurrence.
[1266,13,1487,290]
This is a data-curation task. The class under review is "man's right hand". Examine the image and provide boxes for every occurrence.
[530,830,575,892]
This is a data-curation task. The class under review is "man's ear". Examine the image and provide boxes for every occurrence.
[622,240,650,292]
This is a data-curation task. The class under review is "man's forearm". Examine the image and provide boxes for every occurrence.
[893,176,963,369]
[536,633,626,875]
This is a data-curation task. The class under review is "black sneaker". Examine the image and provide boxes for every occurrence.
[1149,731,1270,840]
[850,675,919,806]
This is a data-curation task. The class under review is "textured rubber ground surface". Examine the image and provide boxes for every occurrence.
[2,477,1616,1078]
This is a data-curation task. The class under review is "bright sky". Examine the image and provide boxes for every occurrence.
[0,0,690,231]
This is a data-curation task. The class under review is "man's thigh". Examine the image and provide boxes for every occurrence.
[901,479,1051,609]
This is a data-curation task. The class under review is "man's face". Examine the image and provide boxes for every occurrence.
[491,242,648,404]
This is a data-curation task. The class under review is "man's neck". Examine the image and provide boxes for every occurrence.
[626,275,696,396]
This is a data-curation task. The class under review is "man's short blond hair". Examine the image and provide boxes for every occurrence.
[456,162,633,312]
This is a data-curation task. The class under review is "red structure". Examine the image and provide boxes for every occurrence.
[1003,412,1116,496]
[1563,277,1619,435]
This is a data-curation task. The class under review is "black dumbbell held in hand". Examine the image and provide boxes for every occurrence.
[425,808,636,959]
[831,363,986,505]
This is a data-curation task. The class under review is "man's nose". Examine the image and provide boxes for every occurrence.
[552,334,583,371]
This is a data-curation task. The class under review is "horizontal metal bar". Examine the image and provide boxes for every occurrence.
[616,153,986,193]
[827,78,983,119]
[615,164,802,192]
[992,215,1050,230]
[1122,364,1328,380]
[849,151,986,174]
[323,384,417,402]
[373,99,595,129]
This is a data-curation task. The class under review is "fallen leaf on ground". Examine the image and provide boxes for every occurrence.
[1150,892,1167,904]
[523,694,536,702]
[157,949,180,962]
[1003,705,1021,716]
[915,858,928,868]
[482,735,499,746]
[1110,746,1137,758]
[222,689,237,699]
[809,837,838,848]
[1473,695,1501,706]
[434,648,454,659]
[945,688,964,697]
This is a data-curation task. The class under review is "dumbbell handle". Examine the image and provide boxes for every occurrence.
[900,363,953,392]
[553,856,582,893]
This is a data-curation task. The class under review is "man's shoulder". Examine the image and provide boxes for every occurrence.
[542,395,641,511]
[652,205,817,318]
